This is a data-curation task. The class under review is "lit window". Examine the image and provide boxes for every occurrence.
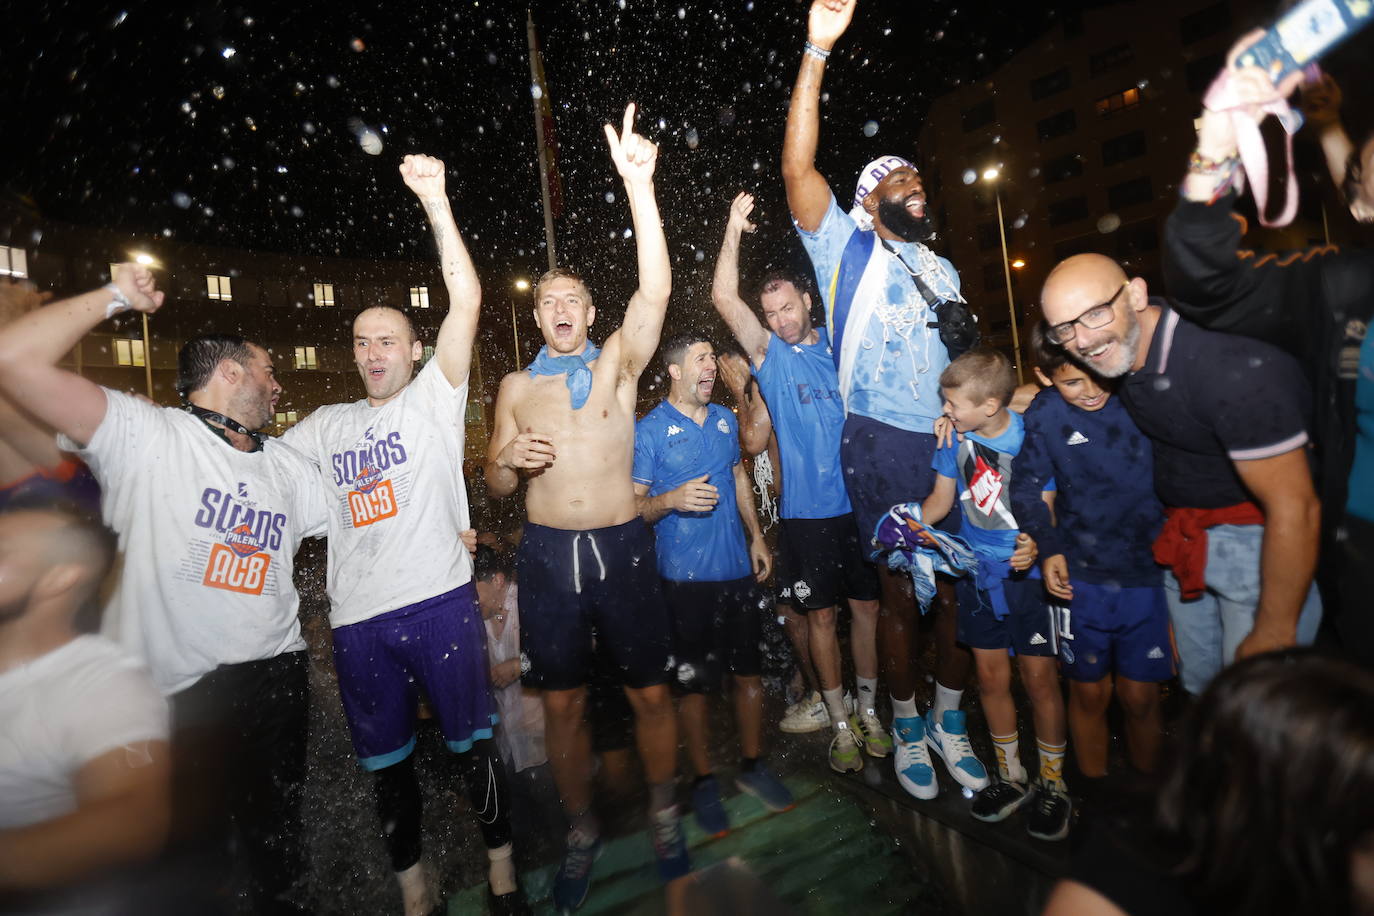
[1095,87,1142,117]
[0,245,27,278]
[207,275,233,301]
[422,345,435,363]
[294,346,318,370]
[410,286,430,309]
[114,338,145,367]
[274,411,299,427]
[313,282,335,307]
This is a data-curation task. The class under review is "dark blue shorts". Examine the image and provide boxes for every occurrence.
[840,414,941,547]
[955,575,1058,657]
[332,582,498,771]
[516,518,674,691]
[662,576,764,692]
[776,514,880,611]
[1055,581,1174,683]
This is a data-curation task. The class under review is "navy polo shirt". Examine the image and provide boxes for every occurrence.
[752,328,851,519]
[633,400,750,583]
[1121,304,1311,509]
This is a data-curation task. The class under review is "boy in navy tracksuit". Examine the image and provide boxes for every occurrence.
[1009,323,1171,803]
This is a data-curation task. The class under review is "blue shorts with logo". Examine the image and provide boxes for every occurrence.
[840,413,942,546]
[1055,581,1174,683]
[332,582,497,771]
[955,574,1058,657]
[516,518,675,692]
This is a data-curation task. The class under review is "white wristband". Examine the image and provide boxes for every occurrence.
[104,283,131,319]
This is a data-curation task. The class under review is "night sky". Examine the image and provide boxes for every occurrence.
[6,0,1100,316]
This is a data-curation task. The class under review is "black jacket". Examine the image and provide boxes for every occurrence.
[1163,192,1373,525]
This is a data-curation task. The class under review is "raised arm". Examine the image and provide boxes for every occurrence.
[0,265,164,447]
[603,103,670,382]
[782,0,855,232]
[717,352,772,456]
[1233,449,1321,659]
[711,193,771,364]
[400,154,481,387]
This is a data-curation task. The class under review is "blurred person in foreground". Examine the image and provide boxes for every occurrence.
[1044,648,1374,916]
[0,503,169,912]
[0,264,328,913]
[1164,33,1374,665]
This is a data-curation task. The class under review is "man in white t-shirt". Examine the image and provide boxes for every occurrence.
[0,265,328,915]
[0,504,169,910]
[282,154,523,915]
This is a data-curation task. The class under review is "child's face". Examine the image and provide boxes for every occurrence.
[1038,362,1110,412]
[941,386,999,434]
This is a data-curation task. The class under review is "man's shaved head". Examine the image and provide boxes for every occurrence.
[1040,253,1145,379]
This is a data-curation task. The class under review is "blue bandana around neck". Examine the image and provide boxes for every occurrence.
[527,343,601,409]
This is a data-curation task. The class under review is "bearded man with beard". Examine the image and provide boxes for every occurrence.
[1040,253,1323,695]
[780,0,987,802]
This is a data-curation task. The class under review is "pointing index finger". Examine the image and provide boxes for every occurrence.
[622,102,636,139]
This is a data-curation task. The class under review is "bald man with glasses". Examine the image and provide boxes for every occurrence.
[1039,254,1322,695]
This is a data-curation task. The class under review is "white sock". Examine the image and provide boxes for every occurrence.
[487,843,517,896]
[934,683,963,720]
[891,693,920,720]
[821,687,848,727]
[856,676,879,712]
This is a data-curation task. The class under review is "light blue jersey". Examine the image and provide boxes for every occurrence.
[633,401,750,583]
[752,329,851,520]
[932,412,1026,562]
[796,192,957,433]
[1348,331,1374,523]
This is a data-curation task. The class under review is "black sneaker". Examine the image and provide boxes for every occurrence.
[1026,778,1073,841]
[970,777,1029,823]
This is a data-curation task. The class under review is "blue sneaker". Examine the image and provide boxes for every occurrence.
[892,715,937,800]
[650,805,690,882]
[734,766,796,813]
[552,827,601,913]
[924,709,990,791]
[691,775,730,837]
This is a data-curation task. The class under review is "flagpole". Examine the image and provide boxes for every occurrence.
[527,8,557,272]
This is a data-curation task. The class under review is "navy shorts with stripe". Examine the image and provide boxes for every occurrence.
[955,575,1058,657]
[332,582,497,771]
[516,518,674,691]
[1055,581,1174,683]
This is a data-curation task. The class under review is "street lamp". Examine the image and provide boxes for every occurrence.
[982,168,1023,384]
[510,279,530,366]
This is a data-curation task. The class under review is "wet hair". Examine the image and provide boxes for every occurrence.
[354,305,418,345]
[1,498,117,621]
[752,270,808,305]
[177,334,256,398]
[938,347,1016,407]
[1155,649,1374,915]
[473,544,512,582]
[534,267,593,309]
[661,332,713,371]
[1029,320,1070,375]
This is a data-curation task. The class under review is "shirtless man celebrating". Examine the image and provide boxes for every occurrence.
[486,104,682,912]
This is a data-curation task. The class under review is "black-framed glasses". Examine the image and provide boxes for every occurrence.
[1046,281,1129,345]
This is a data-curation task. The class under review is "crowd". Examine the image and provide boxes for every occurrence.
[1,1,1372,914]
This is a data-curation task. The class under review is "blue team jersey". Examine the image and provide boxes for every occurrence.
[932,411,1025,561]
[752,329,852,520]
[796,192,956,432]
[633,401,750,583]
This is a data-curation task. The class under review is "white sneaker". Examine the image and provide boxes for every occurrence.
[779,691,828,733]
[892,716,937,800]
[924,709,990,791]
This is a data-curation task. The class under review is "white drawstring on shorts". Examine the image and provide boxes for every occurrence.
[571,531,608,594]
